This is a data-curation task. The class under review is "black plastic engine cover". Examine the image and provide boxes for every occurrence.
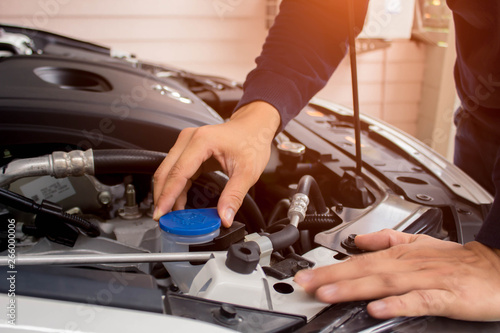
[0,54,221,153]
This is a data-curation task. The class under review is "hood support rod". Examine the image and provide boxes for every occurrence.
[348,0,363,175]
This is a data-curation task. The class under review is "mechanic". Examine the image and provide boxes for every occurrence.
[153,0,500,321]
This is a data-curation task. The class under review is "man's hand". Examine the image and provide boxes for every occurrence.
[153,101,280,227]
[294,229,500,321]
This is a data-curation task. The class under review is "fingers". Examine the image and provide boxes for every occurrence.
[295,252,435,294]
[355,229,461,255]
[153,128,213,220]
[313,267,441,304]
[354,229,417,251]
[153,128,196,205]
[294,254,381,293]
[295,230,500,321]
[296,262,463,320]
[172,180,191,211]
[295,257,458,319]
[367,289,455,319]
[217,168,259,227]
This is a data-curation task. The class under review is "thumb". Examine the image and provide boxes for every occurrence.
[217,173,255,228]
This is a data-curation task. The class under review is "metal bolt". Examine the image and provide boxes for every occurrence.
[125,184,136,207]
[346,234,356,245]
[98,191,112,205]
[341,234,363,254]
[297,260,309,270]
[416,194,433,201]
[292,260,310,274]
[119,184,142,220]
[220,304,237,319]
[214,304,240,325]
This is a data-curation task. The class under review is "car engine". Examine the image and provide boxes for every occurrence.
[0,24,499,332]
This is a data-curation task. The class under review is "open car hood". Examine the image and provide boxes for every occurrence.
[0,24,498,332]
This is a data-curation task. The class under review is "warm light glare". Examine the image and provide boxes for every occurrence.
[345,136,365,148]
[306,110,325,118]
[431,0,441,6]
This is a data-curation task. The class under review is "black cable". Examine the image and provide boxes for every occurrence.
[0,187,100,237]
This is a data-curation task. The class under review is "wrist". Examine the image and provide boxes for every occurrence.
[231,101,281,134]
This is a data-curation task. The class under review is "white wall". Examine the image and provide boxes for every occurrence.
[318,40,426,136]
[0,0,268,81]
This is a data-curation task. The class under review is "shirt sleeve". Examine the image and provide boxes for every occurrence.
[234,0,369,131]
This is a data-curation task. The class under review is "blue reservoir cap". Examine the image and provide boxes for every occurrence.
[159,208,221,236]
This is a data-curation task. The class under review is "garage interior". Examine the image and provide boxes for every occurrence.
[0,0,457,158]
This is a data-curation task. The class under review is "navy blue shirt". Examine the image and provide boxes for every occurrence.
[447,0,500,133]
[237,0,500,132]
[235,0,369,131]
[236,0,500,247]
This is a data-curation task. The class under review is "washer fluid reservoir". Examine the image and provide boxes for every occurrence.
[159,208,221,292]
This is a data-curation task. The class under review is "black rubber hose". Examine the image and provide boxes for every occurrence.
[298,214,342,229]
[200,172,267,233]
[93,149,167,174]
[266,198,290,227]
[266,214,341,233]
[0,188,100,237]
[297,175,328,214]
[267,224,300,251]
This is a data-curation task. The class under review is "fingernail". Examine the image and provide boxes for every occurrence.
[317,285,338,300]
[294,270,314,285]
[369,301,387,316]
[224,208,235,225]
[153,207,162,221]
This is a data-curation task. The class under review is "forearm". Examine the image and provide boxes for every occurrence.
[236,0,369,131]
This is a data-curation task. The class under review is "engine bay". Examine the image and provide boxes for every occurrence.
[0,24,498,332]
